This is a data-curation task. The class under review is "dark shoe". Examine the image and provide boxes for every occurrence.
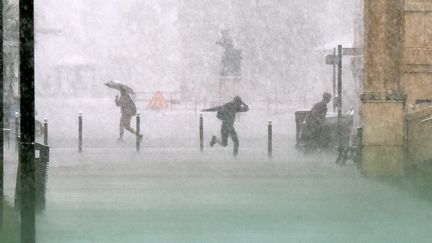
[210,136,217,147]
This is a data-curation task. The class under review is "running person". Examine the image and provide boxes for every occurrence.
[202,96,249,156]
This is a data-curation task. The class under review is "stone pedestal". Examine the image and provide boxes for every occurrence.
[219,75,240,101]
[360,0,432,175]
[361,93,406,176]
[361,0,406,176]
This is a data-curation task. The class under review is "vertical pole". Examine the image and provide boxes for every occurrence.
[6,128,10,149]
[0,0,3,229]
[136,113,140,152]
[199,114,203,152]
[43,119,48,145]
[78,112,82,153]
[19,1,36,242]
[268,120,272,158]
[337,45,343,160]
[332,47,336,112]
[15,112,19,152]
[356,127,363,164]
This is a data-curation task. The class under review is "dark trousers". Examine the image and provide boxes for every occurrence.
[215,122,239,156]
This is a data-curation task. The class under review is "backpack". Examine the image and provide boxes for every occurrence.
[125,95,137,115]
[129,101,137,115]
[216,103,232,120]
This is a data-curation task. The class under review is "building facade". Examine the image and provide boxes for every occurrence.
[361,0,432,175]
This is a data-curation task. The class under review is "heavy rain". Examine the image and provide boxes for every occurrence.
[2,0,432,243]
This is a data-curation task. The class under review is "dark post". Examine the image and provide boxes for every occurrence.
[332,47,336,112]
[356,127,363,164]
[0,0,3,229]
[5,128,10,149]
[337,45,343,160]
[136,113,140,152]
[78,112,82,153]
[199,114,203,152]
[15,112,19,152]
[268,120,272,158]
[19,1,36,242]
[43,119,48,145]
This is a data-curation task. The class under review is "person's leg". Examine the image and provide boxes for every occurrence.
[319,124,332,150]
[316,125,325,150]
[123,115,137,135]
[307,124,319,151]
[215,123,229,147]
[118,116,125,140]
[230,127,239,156]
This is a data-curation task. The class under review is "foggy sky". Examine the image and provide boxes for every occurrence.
[35,0,361,103]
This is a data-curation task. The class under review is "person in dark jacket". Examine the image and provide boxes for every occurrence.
[115,89,142,142]
[302,92,331,149]
[202,96,249,156]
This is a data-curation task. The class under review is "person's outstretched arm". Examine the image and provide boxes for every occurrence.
[201,106,222,112]
[238,102,249,112]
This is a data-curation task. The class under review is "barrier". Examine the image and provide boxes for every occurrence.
[15,143,50,213]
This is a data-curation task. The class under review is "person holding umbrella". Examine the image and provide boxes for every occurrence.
[201,96,249,156]
[115,88,143,142]
[105,81,143,142]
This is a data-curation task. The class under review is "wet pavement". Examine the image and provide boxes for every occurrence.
[4,146,432,243]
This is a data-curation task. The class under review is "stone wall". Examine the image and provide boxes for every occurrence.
[361,0,432,175]
[406,106,432,169]
[402,0,432,109]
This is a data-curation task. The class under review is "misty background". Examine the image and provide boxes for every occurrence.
[31,0,362,147]
[11,2,432,243]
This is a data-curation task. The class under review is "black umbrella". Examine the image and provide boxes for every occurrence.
[105,80,135,95]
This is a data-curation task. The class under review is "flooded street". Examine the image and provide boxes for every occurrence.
[5,146,432,243]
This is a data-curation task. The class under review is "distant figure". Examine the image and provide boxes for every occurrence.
[115,89,142,142]
[302,92,332,149]
[202,96,249,156]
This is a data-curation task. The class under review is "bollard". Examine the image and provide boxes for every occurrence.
[78,112,82,153]
[136,113,141,152]
[268,120,272,158]
[43,119,48,145]
[199,114,203,152]
[15,112,19,152]
[5,128,10,149]
[336,44,343,162]
[356,127,363,164]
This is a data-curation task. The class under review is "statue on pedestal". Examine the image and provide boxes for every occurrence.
[216,30,242,99]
